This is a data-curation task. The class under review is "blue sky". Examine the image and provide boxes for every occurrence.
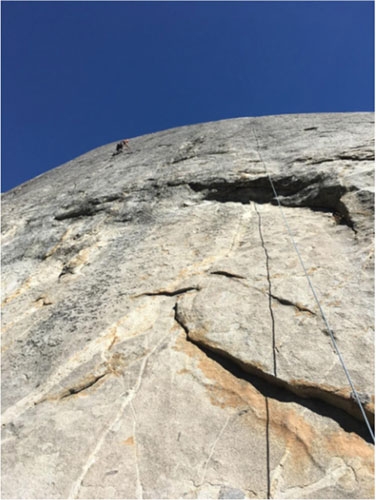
[2,1,374,192]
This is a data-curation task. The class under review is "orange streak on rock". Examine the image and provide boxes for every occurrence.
[122,436,135,446]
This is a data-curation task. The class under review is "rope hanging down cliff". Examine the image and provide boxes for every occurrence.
[252,127,375,444]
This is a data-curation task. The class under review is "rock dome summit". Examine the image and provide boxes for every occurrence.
[1,113,374,499]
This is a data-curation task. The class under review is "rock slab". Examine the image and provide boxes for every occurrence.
[1,113,374,498]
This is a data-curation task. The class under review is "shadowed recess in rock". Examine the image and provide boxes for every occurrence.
[187,335,374,444]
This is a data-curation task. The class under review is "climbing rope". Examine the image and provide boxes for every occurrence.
[252,127,375,444]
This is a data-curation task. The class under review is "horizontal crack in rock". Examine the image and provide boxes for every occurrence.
[136,286,200,298]
[210,271,246,280]
[294,150,374,164]
[337,152,374,161]
[173,303,374,443]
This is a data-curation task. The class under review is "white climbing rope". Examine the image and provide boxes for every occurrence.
[252,127,375,443]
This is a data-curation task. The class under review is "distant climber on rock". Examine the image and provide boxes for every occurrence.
[113,139,130,156]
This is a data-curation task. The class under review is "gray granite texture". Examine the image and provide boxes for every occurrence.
[1,113,374,498]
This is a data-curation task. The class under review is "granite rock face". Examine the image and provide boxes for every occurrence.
[1,113,374,499]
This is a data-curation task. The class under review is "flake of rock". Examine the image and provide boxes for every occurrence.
[1,113,374,499]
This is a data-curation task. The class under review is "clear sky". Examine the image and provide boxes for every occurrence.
[2,1,374,192]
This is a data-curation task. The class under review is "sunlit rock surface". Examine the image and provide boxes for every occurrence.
[2,113,374,499]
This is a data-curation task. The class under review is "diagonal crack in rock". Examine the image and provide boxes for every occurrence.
[269,293,316,315]
[55,193,125,221]
[60,372,108,399]
[209,271,246,280]
[173,302,374,442]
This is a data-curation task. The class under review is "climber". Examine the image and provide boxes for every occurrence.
[113,139,130,156]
